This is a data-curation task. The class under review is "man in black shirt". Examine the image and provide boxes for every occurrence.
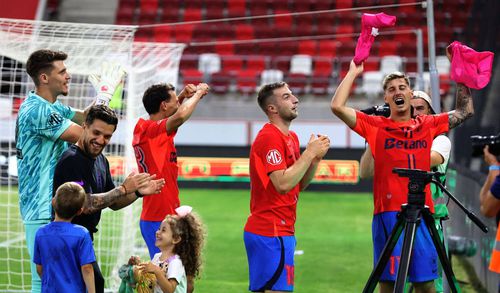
[53,105,164,293]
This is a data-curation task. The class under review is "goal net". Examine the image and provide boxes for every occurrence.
[0,18,185,291]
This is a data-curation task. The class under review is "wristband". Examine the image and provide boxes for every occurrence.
[135,190,144,198]
[489,165,500,171]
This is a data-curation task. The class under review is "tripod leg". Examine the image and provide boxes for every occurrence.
[363,212,406,293]
[394,209,419,293]
[422,210,460,293]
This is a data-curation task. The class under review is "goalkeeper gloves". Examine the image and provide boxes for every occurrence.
[89,61,126,106]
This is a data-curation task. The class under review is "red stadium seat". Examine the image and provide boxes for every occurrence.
[378,40,400,56]
[269,0,289,11]
[293,24,315,37]
[235,43,257,55]
[246,56,267,71]
[235,24,255,40]
[139,0,158,14]
[206,6,225,20]
[273,10,293,28]
[334,0,353,9]
[294,12,314,27]
[183,8,202,22]
[184,0,203,9]
[313,58,334,76]
[310,74,331,95]
[317,40,339,57]
[173,24,195,43]
[210,71,233,94]
[161,7,179,23]
[293,0,313,12]
[222,56,244,73]
[180,54,199,70]
[227,0,246,17]
[153,26,172,42]
[181,69,204,84]
[316,12,336,28]
[287,73,309,94]
[272,56,291,74]
[298,40,317,56]
[313,0,333,10]
[363,59,380,72]
[237,70,260,94]
[335,25,355,43]
[215,42,235,56]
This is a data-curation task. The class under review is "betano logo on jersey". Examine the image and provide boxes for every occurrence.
[384,138,428,149]
[266,149,282,165]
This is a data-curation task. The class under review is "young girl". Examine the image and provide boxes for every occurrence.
[136,206,206,293]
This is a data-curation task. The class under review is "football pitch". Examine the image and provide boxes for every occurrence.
[0,187,481,292]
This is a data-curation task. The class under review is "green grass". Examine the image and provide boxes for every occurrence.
[0,187,484,292]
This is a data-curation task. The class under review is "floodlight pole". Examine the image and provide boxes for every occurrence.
[426,0,441,113]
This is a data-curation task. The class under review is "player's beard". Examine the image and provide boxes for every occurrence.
[83,138,104,158]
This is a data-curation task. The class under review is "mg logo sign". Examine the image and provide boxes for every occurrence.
[266,149,282,165]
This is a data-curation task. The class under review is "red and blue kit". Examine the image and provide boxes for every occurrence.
[353,111,449,214]
[133,118,179,221]
[244,123,301,237]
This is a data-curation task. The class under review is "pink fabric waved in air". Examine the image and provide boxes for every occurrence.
[448,41,494,89]
[353,13,396,65]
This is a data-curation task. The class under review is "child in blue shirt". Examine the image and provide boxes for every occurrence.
[34,182,96,293]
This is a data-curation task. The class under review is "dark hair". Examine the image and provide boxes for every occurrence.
[26,49,68,86]
[53,182,86,219]
[257,81,287,113]
[85,105,118,129]
[142,83,176,114]
[166,212,206,278]
[382,71,410,91]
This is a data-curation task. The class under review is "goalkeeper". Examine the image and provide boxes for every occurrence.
[16,49,125,293]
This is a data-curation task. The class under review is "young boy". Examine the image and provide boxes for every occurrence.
[33,182,96,293]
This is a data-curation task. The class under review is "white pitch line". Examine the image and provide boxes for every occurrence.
[0,235,24,247]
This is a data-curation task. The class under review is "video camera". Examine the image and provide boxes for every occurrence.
[470,133,500,157]
[360,104,390,117]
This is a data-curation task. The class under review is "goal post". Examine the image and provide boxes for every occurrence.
[0,18,185,291]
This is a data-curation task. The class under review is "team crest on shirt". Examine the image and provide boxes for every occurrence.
[266,149,282,165]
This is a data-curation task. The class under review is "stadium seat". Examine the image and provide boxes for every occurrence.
[398,0,420,14]
[297,40,317,56]
[334,0,353,9]
[273,57,291,74]
[215,42,235,56]
[293,0,312,12]
[313,58,334,76]
[227,0,246,17]
[293,24,316,38]
[246,56,267,72]
[363,59,380,72]
[310,74,332,95]
[173,24,195,43]
[258,42,279,56]
[287,73,309,94]
[260,69,284,86]
[183,8,202,22]
[181,69,205,85]
[335,25,356,43]
[269,0,290,11]
[235,43,257,55]
[378,40,401,56]
[153,26,172,42]
[210,71,233,94]
[235,24,255,40]
[161,7,179,23]
[273,10,293,28]
[316,13,336,29]
[222,56,244,74]
[116,7,135,24]
[290,55,313,76]
[184,0,203,9]
[236,70,260,94]
[317,40,339,57]
[206,6,225,20]
[198,53,221,75]
[180,54,199,70]
[139,0,158,15]
[380,55,403,75]
[313,0,333,10]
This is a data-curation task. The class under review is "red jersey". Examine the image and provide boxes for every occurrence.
[353,111,449,214]
[244,123,301,237]
[133,118,179,221]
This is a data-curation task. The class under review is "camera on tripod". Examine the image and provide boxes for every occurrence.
[360,104,391,117]
[470,133,500,157]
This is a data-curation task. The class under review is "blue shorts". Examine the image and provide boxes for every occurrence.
[140,220,161,259]
[372,211,438,283]
[244,231,296,292]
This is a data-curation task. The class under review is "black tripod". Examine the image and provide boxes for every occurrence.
[363,168,488,293]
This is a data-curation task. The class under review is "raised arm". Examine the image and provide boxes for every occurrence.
[448,83,474,129]
[166,83,209,134]
[270,134,330,194]
[330,60,364,128]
